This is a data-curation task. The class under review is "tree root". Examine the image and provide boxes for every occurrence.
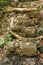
[4,8,37,13]
[8,28,43,41]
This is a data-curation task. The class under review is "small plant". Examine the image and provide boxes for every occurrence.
[0,38,4,47]
[0,0,12,10]
[0,33,14,47]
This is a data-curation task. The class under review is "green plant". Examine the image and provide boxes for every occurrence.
[0,33,14,47]
[0,38,4,46]
[0,0,12,10]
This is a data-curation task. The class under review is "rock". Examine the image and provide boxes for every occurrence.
[23,26,36,36]
[39,10,43,17]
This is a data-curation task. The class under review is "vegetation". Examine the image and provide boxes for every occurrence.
[0,0,43,65]
[0,0,11,10]
[0,33,14,47]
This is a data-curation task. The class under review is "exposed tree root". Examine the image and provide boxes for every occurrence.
[8,28,43,41]
[4,8,37,13]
